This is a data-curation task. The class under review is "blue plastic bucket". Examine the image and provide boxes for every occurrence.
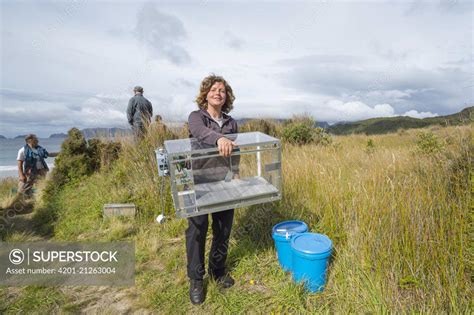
[272,221,308,271]
[290,233,332,292]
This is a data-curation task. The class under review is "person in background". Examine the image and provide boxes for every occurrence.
[126,86,153,139]
[185,74,239,305]
[17,134,57,197]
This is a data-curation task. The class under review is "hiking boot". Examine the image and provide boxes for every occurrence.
[189,279,205,305]
[210,274,235,289]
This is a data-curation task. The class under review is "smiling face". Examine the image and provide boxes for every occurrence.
[195,75,235,114]
[206,81,226,110]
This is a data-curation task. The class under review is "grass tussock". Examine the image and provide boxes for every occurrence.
[0,121,471,313]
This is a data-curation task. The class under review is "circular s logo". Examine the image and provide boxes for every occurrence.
[9,249,25,265]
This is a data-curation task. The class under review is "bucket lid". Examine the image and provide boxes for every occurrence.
[272,220,308,240]
[291,233,332,255]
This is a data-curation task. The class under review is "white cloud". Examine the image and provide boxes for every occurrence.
[402,110,438,119]
[0,1,471,137]
[316,100,395,122]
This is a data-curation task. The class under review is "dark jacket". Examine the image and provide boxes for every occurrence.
[126,94,153,128]
[188,109,239,183]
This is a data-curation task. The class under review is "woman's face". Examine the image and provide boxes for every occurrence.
[206,82,226,109]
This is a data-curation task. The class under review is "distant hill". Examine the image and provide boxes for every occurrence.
[49,133,68,139]
[44,128,132,139]
[327,106,473,135]
[236,118,330,128]
[317,121,330,128]
[0,135,6,139]
[14,135,26,139]
[80,127,132,138]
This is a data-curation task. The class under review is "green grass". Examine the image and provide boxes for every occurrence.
[0,286,72,314]
[0,177,16,200]
[0,124,471,313]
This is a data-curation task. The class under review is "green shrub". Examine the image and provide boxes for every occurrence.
[365,138,376,154]
[284,114,315,127]
[281,122,314,144]
[44,128,121,200]
[313,127,332,145]
[281,116,332,145]
[87,138,122,171]
[48,128,93,187]
[416,131,443,154]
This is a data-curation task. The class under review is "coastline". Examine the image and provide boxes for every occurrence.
[0,164,55,180]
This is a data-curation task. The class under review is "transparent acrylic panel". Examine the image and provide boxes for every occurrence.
[164,132,279,155]
[168,155,198,215]
[165,132,281,218]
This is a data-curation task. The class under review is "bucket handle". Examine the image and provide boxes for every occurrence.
[275,229,291,240]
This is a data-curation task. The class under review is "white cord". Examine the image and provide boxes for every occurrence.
[160,176,165,217]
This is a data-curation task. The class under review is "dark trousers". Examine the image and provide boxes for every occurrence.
[185,209,234,280]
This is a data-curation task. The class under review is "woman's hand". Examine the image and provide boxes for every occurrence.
[217,137,237,157]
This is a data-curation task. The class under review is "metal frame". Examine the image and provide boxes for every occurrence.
[156,132,282,218]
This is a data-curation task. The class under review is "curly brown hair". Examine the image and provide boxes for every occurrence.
[195,74,235,114]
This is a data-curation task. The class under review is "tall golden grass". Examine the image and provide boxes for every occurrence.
[280,127,471,311]
[1,122,470,313]
[82,124,474,311]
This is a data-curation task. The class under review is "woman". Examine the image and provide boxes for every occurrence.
[186,74,238,305]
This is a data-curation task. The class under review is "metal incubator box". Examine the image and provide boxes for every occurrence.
[156,132,282,218]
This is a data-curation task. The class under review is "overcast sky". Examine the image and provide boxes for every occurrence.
[0,0,472,137]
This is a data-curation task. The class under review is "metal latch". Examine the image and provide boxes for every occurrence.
[155,148,169,177]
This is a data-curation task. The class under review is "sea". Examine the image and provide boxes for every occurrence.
[0,138,64,179]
